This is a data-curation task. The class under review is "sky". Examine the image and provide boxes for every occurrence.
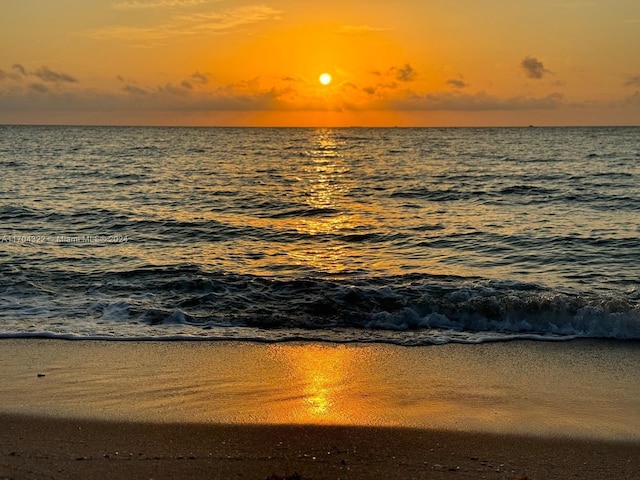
[1,0,639,126]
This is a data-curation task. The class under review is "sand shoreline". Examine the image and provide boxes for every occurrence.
[1,338,640,478]
[2,413,640,480]
[2,338,640,439]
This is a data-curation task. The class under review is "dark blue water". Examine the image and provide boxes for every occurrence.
[1,126,639,344]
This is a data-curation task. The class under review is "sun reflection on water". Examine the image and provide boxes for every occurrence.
[299,129,354,229]
[168,128,390,276]
[282,129,361,274]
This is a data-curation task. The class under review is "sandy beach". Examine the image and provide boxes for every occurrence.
[1,339,639,479]
[2,414,640,480]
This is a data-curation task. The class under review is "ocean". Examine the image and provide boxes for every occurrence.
[0,125,638,345]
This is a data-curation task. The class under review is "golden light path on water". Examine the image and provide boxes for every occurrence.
[267,129,471,277]
[286,130,357,274]
[123,128,530,280]
[218,128,464,277]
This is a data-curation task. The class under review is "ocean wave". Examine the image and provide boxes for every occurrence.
[98,272,640,341]
[2,268,638,344]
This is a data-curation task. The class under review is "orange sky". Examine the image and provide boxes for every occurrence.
[1,0,639,126]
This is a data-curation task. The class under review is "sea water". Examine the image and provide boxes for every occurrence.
[0,126,638,344]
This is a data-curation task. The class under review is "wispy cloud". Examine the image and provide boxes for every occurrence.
[88,25,169,44]
[338,24,389,34]
[34,66,78,84]
[175,6,283,33]
[29,83,50,94]
[360,64,418,98]
[624,91,640,105]
[123,80,287,111]
[369,64,417,84]
[447,78,468,89]
[390,91,565,111]
[521,56,552,79]
[393,64,417,82]
[4,64,78,84]
[181,71,209,89]
[12,64,27,76]
[0,69,21,82]
[120,71,210,96]
[123,84,151,95]
[623,74,640,87]
[112,0,214,10]
[88,4,282,43]
[0,80,285,114]
[550,1,595,7]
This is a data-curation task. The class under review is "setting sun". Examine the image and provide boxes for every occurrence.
[319,73,332,85]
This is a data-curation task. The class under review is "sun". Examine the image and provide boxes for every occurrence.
[319,73,332,85]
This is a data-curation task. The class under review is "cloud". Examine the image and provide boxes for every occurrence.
[0,70,12,82]
[181,71,209,89]
[359,65,418,98]
[369,64,415,81]
[338,24,389,34]
[521,56,551,79]
[0,64,570,117]
[34,67,78,84]
[103,74,288,110]
[12,64,27,76]
[623,74,640,87]
[29,83,50,94]
[0,81,286,114]
[112,0,212,9]
[551,1,595,7]
[447,78,468,89]
[123,81,191,96]
[189,71,208,84]
[390,91,564,111]
[6,64,78,84]
[625,91,640,105]
[89,5,282,44]
[175,6,282,33]
[88,26,164,44]
[123,84,151,95]
[394,64,417,82]
[361,64,416,96]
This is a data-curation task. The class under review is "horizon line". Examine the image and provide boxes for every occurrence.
[2,123,639,129]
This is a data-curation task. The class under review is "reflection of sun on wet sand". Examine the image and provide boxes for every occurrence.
[266,344,374,424]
